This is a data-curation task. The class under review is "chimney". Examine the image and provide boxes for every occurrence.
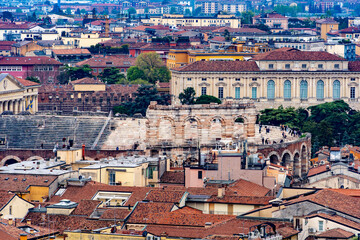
[217,188,225,198]
[20,233,27,240]
[26,219,31,225]
[8,218,13,225]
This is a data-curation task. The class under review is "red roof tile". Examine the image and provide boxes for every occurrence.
[315,228,355,239]
[127,202,175,224]
[76,55,136,68]
[307,165,329,177]
[251,48,345,61]
[175,61,260,72]
[70,77,104,85]
[276,227,299,238]
[329,189,360,198]
[0,174,57,193]
[15,77,41,87]
[52,49,91,55]
[0,56,62,66]
[348,61,360,71]
[305,213,360,231]
[99,208,131,220]
[71,200,101,217]
[144,190,186,204]
[210,36,227,42]
[226,179,271,197]
[160,171,184,184]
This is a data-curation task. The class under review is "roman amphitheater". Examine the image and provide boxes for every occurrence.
[0,100,310,177]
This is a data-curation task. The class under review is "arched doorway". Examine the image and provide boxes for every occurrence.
[269,154,279,165]
[184,118,199,141]
[293,153,300,177]
[281,152,291,168]
[1,155,21,166]
[301,145,308,175]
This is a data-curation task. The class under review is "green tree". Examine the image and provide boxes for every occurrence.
[113,85,169,116]
[75,8,81,15]
[16,9,23,13]
[224,29,231,41]
[26,76,40,84]
[127,66,146,82]
[99,67,125,84]
[170,7,177,14]
[240,11,254,24]
[128,7,136,15]
[135,52,171,83]
[179,87,196,105]
[195,95,221,104]
[80,9,87,14]
[130,79,150,85]
[57,65,93,84]
[66,8,72,15]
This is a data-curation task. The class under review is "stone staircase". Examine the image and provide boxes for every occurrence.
[0,115,111,150]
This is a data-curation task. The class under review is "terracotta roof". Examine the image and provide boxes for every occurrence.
[254,12,287,19]
[175,61,260,72]
[174,206,203,214]
[52,49,91,55]
[0,56,62,66]
[307,165,329,177]
[70,77,104,85]
[76,55,136,68]
[286,189,360,219]
[99,208,131,220]
[315,228,355,239]
[210,36,227,42]
[0,174,57,193]
[0,23,37,30]
[71,200,101,217]
[0,190,16,210]
[276,226,299,238]
[208,195,273,205]
[126,202,175,224]
[15,76,41,87]
[49,181,152,206]
[316,18,338,24]
[251,48,345,61]
[212,27,265,34]
[339,27,360,33]
[144,190,186,204]
[226,179,271,197]
[157,82,170,89]
[329,189,360,198]
[160,171,184,184]
[348,61,360,71]
[24,212,112,234]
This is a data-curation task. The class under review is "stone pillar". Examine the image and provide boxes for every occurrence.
[8,100,13,112]
[14,101,18,114]
[0,101,2,114]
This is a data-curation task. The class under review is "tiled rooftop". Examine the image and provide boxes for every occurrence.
[0,174,57,192]
[315,228,355,239]
[71,200,101,217]
[144,190,186,203]
[0,56,62,66]
[76,55,136,67]
[175,61,260,72]
[160,171,184,184]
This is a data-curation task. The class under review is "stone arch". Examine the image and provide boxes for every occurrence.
[300,144,308,175]
[281,150,293,168]
[293,152,301,177]
[233,115,250,139]
[1,155,21,166]
[267,151,281,165]
[26,156,44,162]
[209,116,225,140]
[158,116,175,141]
[183,116,201,141]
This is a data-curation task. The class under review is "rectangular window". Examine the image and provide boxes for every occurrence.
[187,78,191,81]
[198,171,202,179]
[318,64,323,69]
[219,78,224,81]
[318,221,324,231]
[235,87,240,99]
[202,78,207,81]
[109,171,116,185]
[351,87,356,99]
[335,64,340,69]
[252,78,257,81]
[218,87,223,99]
[235,78,240,81]
[285,64,290,69]
[351,78,356,81]
[252,87,257,99]
[268,64,274,69]
[201,87,207,95]
[302,64,307,69]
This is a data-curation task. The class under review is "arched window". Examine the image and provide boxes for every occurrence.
[317,80,324,100]
[333,80,340,100]
[267,80,275,100]
[284,80,291,100]
[300,80,308,100]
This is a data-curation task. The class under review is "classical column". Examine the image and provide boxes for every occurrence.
[8,100,13,112]
[14,101,18,114]
[0,101,2,113]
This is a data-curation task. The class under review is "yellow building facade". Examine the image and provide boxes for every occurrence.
[0,73,40,114]
[62,33,111,48]
[316,19,339,41]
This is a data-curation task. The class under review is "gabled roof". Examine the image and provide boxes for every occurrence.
[307,165,329,177]
[76,55,136,68]
[52,49,91,55]
[0,56,62,66]
[175,61,260,72]
[315,228,355,239]
[339,26,360,33]
[144,189,187,204]
[70,77,104,85]
[251,48,345,61]
[70,200,101,217]
[15,77,41,87]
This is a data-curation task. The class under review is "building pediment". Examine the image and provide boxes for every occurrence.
[198,82,210,87]
[232,82,244,87]
[215,82,227,87]
[0,73,25,93]
[249,82,260,87]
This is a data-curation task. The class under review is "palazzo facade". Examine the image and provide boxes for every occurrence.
[0,73,40,114]
[171,48,360,110]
